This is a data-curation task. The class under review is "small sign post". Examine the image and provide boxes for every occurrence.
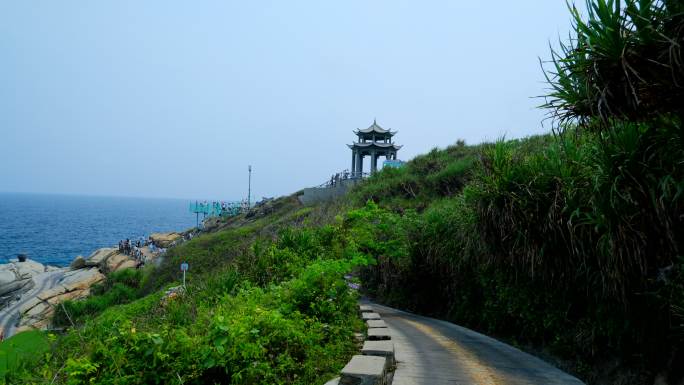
[180,262,189,289]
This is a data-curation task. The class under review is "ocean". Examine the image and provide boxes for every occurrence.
[0,192,197,266]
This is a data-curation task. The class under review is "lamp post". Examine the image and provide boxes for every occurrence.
[247,165,252,208]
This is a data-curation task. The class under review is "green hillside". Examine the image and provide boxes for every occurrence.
[6,1,684,384]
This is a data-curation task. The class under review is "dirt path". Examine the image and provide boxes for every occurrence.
[0,270,65,338]
[369,302,584,385]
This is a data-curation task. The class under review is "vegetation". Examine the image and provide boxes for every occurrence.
[0,331,50,378]
[544,0,683,123]
[53,269,148,328]
[351,1,684,383]
[5,199,371,385]
[6,1,683,384]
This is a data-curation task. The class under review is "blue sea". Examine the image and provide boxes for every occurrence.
[0,193,197,266]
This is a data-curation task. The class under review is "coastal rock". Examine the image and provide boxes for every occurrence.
[18,267,105,331]
[70,256,86,269]
[61,267,106,291]
[0,279,33,307]
[85,247,119,268]
[150,232,181,248]
[0,259,44,306]
[14,259,46,279]
[106,253,136,272]
[0,270,16,286]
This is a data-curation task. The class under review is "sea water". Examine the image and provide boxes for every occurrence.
[0,192,196,266]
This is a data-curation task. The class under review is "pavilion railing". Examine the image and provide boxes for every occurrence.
[316,170,369,188]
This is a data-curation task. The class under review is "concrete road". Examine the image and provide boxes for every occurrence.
[0,270,65,338]
[370,302,584,385]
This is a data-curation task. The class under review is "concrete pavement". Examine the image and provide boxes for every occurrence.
[369,302,584,385]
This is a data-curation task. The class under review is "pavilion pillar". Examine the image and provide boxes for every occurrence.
[358,153,364,176]
[371,151,378,173]
[351,150,356,176]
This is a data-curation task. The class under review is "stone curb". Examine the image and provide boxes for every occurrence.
[366,319,387,328]
[323,303,395,385]
[361,312,381,320]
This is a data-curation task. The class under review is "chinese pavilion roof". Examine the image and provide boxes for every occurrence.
[347,142,403,150]
[354,119,397,136]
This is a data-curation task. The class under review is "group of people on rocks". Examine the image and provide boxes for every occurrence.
[118,236,161,269]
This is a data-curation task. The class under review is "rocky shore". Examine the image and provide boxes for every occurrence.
[0,232,184,337]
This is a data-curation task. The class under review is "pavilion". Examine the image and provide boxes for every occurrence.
[348,120,402,177]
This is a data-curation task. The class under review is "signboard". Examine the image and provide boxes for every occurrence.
[180,262,189,272]
[383,160,405,169]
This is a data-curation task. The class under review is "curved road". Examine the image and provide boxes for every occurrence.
[369,302,584,385]
[0,270,65,338]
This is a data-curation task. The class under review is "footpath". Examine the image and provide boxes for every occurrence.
[326,302,584,385]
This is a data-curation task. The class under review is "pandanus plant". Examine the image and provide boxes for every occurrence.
[542,0,684,128]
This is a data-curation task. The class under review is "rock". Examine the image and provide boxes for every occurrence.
[0,279,32,297]
[14,259,46,279]
[61,268,105,291]
[0,259,44,304]
[0,270,16,286]
[149,232,181,248]
[0,279,33,307]
[70,256,86,269]
[115,260,137,272]
[105,253,130,271]
[103,251,138,272]
[18,267,105,331]
[85,248,119,268]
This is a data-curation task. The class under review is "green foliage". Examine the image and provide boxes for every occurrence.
[543,0,684,124]
[0,331,50,380]
[356,117,684,382]
[11,209,365,385]
[350,140,479,208]
[53,269,147,327]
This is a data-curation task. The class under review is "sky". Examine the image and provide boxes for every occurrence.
[0,1,585,201]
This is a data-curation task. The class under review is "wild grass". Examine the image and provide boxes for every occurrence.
[0,331,49,379]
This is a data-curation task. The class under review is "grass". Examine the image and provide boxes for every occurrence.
[0,331,49,378]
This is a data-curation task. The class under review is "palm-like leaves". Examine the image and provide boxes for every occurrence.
[543,0,684,127]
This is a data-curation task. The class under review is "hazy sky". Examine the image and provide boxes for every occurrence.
[1,1,583,200]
